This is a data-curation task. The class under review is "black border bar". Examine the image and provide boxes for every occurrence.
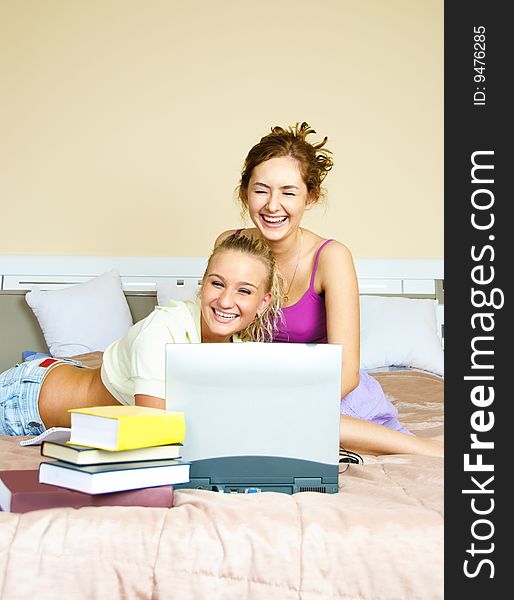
[445,1,508,595]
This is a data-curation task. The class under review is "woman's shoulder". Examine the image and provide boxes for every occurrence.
[321,238,353,260]
[303,230,353,262]
[310,235,356,280]
[156,298,199,315]
[138,300,201,340]
[141,299,198,326]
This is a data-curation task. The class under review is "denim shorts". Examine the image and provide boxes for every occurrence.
[0,357,82,436]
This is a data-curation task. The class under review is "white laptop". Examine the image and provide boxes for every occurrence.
[165,342,342,494]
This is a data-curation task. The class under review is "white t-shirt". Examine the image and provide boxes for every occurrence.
[101,299,201,405]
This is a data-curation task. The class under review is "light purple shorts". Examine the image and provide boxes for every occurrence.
[340,370,411,434]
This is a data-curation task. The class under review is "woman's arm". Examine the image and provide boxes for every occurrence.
[135,394,165,409]
[128,312,177,410]
[317,241,361,398]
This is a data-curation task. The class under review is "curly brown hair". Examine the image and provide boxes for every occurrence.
[238,122,334,209]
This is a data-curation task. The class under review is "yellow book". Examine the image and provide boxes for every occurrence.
[68,406,186,451]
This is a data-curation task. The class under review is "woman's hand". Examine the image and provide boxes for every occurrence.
[135,394,166,410]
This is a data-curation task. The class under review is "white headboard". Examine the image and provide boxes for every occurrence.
[0,256,207,293]
[0,256,443,292]
[0,254,444,336]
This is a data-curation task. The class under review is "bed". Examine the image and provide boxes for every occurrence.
[0,256,444,600]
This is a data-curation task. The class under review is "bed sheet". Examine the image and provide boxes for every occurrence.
[0,370,444,600]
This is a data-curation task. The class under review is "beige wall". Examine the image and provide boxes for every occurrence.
[0,0,443,258]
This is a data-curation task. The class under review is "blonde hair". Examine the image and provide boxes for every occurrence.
[238,122,334,211]
[204,234,283,342]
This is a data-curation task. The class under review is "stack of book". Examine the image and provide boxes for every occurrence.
[1,406,190,513]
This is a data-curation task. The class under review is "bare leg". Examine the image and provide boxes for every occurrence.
[340,415,444,457]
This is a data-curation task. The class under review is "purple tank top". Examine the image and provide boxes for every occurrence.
[233,231,409,431]
[274,239,334,343]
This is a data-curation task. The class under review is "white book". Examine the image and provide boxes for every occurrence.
[39,459,190,494]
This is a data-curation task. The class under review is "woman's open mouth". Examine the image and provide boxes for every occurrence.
[260,214,287,226]
[212,308,238,322]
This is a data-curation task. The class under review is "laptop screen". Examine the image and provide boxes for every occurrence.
[165,342,342,466]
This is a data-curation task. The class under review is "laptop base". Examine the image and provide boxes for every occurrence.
[175,477,338,495]
[173,456,339,495]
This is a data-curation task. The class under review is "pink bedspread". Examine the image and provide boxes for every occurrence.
[0,370,443,600]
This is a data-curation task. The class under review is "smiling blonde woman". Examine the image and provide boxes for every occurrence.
[0,235,280,434]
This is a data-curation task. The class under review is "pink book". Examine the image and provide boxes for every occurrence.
[0,469,173,513]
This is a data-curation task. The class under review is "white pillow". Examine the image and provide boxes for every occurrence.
[359,295,444,376]
[25,270,133,357]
